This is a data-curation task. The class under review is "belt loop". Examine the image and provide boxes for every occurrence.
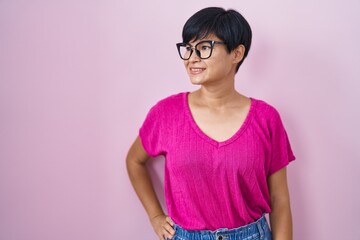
[256,216,264,238]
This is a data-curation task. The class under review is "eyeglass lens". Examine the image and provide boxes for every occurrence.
[178,41,213,60]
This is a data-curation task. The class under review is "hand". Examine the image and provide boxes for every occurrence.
[150,214,176,240]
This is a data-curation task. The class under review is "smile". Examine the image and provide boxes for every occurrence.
[190,68,206,74]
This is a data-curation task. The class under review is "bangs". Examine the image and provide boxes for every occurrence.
[183,22,219,43]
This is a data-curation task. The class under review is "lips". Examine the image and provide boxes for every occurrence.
[189,67,206,75]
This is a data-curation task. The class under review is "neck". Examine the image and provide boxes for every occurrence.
[196,81,239,109]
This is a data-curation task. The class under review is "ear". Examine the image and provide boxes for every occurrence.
[232,44,245,64]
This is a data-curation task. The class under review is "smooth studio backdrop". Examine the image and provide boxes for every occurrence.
[0,0,359,239]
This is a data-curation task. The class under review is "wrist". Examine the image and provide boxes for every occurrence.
[149,212,165,221]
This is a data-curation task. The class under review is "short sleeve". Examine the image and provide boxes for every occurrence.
[267,109,296,176]
[139,103,166,157]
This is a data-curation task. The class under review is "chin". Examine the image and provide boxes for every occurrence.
[189,76,206,85]
[189,80,203,85]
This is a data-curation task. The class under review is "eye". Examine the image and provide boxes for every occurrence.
[185,46,192,51]
[200,46,211,51]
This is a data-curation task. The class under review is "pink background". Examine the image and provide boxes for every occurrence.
[1,1,359,239]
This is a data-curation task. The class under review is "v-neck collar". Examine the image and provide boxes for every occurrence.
[183,91,255,148]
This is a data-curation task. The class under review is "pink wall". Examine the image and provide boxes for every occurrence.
[1,1,359,239]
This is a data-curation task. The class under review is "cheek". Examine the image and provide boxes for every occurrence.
[208,59,228,74]
[215,57,233,72]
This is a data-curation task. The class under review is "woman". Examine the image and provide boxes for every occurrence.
[126,7,296,240]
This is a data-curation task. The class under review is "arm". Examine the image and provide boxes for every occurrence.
[267,167,293,240]
[126,136,175,240]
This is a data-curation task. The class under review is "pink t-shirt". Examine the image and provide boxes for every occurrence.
[139,92,296,231]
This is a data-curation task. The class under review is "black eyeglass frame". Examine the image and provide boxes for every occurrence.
[176,40,226,60]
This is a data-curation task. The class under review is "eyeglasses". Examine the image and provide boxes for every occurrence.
[176,40,226,60]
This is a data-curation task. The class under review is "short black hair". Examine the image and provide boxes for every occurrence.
[182,7,252,72]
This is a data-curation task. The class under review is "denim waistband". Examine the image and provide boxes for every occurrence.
[172,214,270,240]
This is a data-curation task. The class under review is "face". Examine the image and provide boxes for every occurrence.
[182,35,239,86]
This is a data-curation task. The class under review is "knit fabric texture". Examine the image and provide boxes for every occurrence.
[139,92,296,231]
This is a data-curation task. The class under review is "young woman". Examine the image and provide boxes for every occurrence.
[126,7,296,240]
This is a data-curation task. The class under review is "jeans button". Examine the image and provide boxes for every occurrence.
[218,236,223,240]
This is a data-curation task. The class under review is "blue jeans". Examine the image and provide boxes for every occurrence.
[170,214,272,240]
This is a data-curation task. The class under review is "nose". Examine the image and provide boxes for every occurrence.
[188,49,201,62]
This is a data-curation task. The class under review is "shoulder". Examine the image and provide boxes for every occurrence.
[146,92,186,117]
[156,92,185,107]
[251,97,282,122]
